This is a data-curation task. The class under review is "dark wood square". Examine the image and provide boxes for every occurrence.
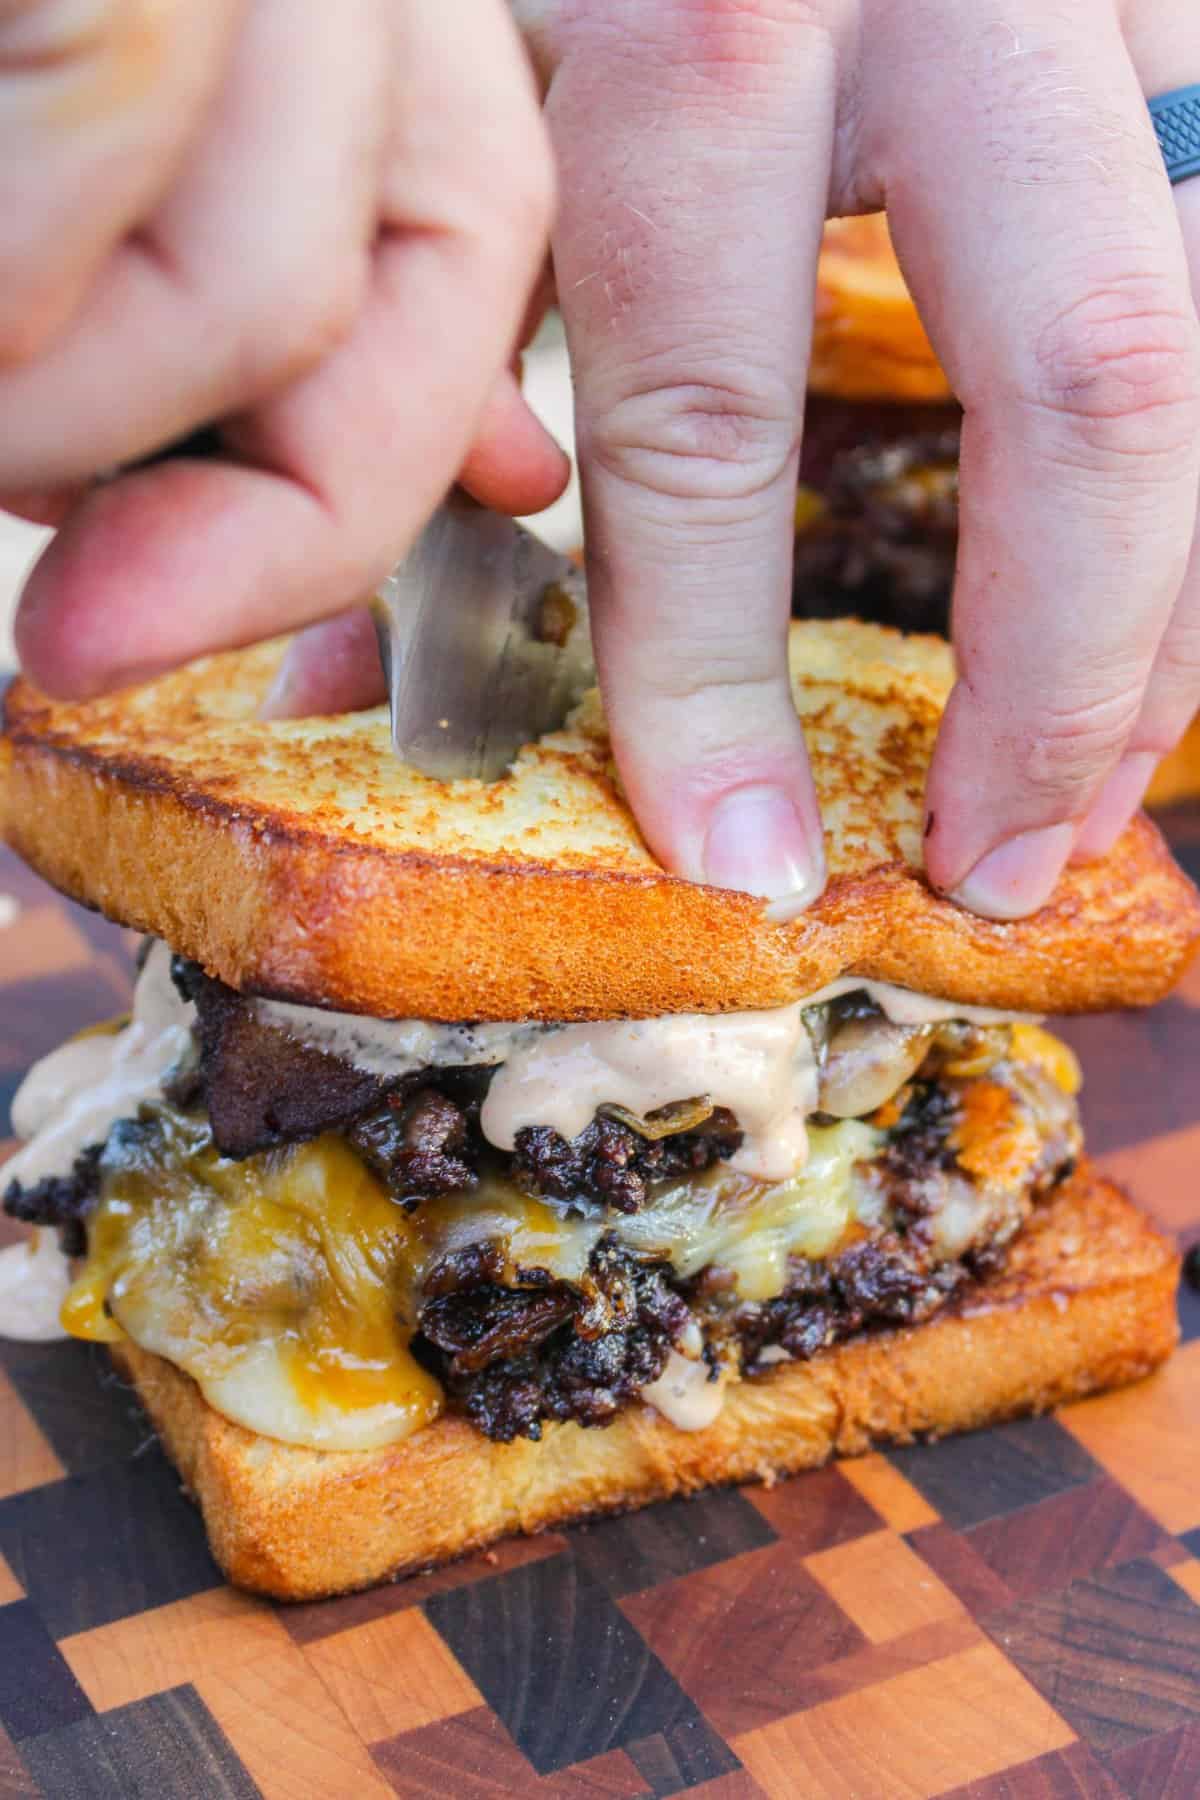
[371,1704,648,1798]
[931,1737,1125,1798]
[906,1524,1017,1618]
[569,1489,776,1599]
[744,1463,883,1553]
[19,1684,259,1800]
[987,1557,1200,1754]
[620,1542,867,1741]
[964,1477,1170,1601]
[0,1600,92,1744]
[424,1553,716,1777]
[1107,1719,1200,1800]
[0,1451,222,1639]
[0,1339,153,1475]
[888,1417,1100,1531]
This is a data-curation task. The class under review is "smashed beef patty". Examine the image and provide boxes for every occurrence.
[7,1029,1080,1442]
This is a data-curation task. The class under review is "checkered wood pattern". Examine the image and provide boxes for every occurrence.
[0,823,1198,1800]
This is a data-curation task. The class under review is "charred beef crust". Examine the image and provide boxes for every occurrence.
[4,1144,103,1258]
[511,1110,742,1215]
[347,1082,485,1206]
[173,959,742,1208]
[413,1240,689,1442]
[431,1073,1076,1442]
[171,959,398,1158]
[731,1234,967,1367]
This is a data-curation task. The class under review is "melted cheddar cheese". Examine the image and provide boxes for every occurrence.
[62,1111,880,1451]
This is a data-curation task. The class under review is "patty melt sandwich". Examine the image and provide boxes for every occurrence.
[0,618,1193,1600]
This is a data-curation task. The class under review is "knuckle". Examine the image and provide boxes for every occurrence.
[585,372,799,509]
[1016,688,1144,799]
[1029,282,1200,461]
[232,249,367,391]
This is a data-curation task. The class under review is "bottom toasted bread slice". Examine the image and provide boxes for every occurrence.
[111,1164,1179,1602]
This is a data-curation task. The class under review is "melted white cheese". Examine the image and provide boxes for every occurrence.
[251,1001,543,1079]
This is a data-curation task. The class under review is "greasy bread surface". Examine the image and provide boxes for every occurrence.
[111,1165,1178,1601]
[3,618,1198,1020]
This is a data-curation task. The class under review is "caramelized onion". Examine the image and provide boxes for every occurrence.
[599,1096,715,1141]
[818,1019,932,1119]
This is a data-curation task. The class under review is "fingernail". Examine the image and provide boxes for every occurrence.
[948,822,1076,921]
[702,785,825,919]
[1071,752,1157,863]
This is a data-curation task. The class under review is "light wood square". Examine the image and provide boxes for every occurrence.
[1100,1127,1200,1233]
[61,1587,288,1710]
[733,1642,1074,1799]
[0,1366,65,1500]
[839,1453,938,1533]
[303,1606,481,1743]
[804,1529,964,1643]
[1167,1558,1200,1607]
[196,1645,396,1800]
[0,1551,24,1604]
[1061,1342,1200,1534]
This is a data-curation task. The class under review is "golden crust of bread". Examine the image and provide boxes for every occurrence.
[110,1166,1178,1601]
[811,215,953,403]
[4,619,1198,1020]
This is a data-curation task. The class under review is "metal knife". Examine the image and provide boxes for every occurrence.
[371,494,594,781]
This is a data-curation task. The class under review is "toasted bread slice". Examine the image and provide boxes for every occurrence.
[811,215,952,403]
[110,1165,1178,1601]
[3,619,1198,1020]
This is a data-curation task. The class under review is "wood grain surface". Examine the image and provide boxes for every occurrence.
[0,825,1197,1800]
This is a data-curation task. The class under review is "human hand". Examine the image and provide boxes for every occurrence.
[12,1,1200,930]
[519,0,1200,920]
[4,0,566,697]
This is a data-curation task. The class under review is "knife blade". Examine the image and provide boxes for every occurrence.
[371,494,594,781]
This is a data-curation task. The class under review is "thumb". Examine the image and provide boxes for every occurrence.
[0,0,242,361]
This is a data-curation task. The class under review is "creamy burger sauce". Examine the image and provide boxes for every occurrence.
[0,944,194,1342]
[259,977,1035,1183]
[6,943,191,1192]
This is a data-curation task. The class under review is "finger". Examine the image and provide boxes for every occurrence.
[547,2,839,915]
[459,369,571,515]
[870,0,1200,917]
[0,0,389,489]
[16,0,554,695]
[259,607,384,718]
[1073,12,1200,858]
[0,486,80,526]
[0,0,243,359]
